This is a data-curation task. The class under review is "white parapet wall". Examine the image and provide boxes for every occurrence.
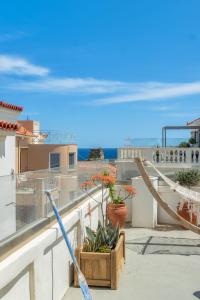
[157,184,180,225]
[131,176,158,228]
[0,190,104,300]
[131,175,200,226]
[158,185,200,225]
[118,147,200,166]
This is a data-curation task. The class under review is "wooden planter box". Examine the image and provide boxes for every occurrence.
[74,231,125,290]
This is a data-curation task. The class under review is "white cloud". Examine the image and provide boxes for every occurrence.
[8,77,200,104]
[1,54,200,106]
[0,55,49,76]
[10,77,126,94]
[94,81,200,105]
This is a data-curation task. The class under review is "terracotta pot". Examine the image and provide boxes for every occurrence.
[182,202,191,222]
[177,201,198,225]
[192,213,198,226]
[107,203,128,228]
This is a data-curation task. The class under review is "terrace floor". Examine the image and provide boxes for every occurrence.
[64,227,200,300]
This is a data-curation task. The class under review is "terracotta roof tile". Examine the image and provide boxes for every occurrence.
[0,101,23,112]
[0,120,18,131]
[16,125,34,137]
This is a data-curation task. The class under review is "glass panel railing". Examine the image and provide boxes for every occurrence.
[0,161,115,246]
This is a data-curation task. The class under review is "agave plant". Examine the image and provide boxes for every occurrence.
[82,222,119,253]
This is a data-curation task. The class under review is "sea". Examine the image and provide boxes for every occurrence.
[78,138,187,161]
[78,148,117,161]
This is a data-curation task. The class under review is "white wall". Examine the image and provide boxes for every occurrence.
[0,136,16,176]
[131,176,158,228]
[0,136,16,240]
[157,185,180,225]
[0,190,104,300]
[0,109,20,241]
[158,185,200,225]
[0,176,16,240]
[0,110,20,123]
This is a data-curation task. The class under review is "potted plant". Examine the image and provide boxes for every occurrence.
[74,171,136,289]
[74,222,125,289]
[107,184,136,228]
[175,169,200,226]
[80,171,136,228]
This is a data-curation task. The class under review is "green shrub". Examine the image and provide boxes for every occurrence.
[174,169,200,187]
[178,141,190,148]
[88,148,104,160]
[189,137,197,145]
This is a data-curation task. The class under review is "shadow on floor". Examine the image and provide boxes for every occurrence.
[126,236,200,256]
[194,291,200,299]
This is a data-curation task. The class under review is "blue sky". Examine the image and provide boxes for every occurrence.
[1,0,200,147]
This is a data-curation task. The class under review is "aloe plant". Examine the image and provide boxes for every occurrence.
[82,222,119,253]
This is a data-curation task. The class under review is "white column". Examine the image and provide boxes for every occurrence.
[131,176,158,228]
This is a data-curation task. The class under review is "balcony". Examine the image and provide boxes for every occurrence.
[1,160,200,300]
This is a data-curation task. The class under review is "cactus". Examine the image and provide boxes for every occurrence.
[83,222,119,253]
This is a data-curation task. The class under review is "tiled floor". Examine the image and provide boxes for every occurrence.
[64,227,200,300]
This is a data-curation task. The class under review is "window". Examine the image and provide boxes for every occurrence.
[69,152,75,169]
[50,153,60,169]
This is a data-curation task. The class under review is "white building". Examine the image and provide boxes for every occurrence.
[187,117,200,146]
[0,101,23,240]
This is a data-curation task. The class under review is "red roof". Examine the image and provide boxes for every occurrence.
[16,124,34,137]
[0,120,18,131]
[0,101,23,112]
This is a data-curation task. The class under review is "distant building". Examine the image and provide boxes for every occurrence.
[0,101,23,176]
[187,117,200,146]
[16,120,77,173]
[0,100,23,240]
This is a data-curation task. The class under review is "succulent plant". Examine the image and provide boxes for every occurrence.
[82,221,119,253]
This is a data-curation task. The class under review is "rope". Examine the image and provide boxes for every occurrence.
[145,160,200,204]
[135,158,200,234]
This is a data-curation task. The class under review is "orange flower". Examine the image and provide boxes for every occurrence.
[91,174,102,181]
[80,181,95,190]
[91,174,116,186]
[123,185,136,196]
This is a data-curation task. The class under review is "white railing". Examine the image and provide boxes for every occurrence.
[118,147,200,165]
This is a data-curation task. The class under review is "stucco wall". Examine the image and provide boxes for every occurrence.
[0,136,16,176]
[158,185,200,225]
[0,190,103,300]
[132,176,158,228]
[27,144,77,171]
[0,110,20,123]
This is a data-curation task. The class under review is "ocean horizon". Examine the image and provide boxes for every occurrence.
[78,138,188,160]
[78,148,117,160]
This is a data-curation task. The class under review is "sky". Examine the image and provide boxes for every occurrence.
[1,0,200,147]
